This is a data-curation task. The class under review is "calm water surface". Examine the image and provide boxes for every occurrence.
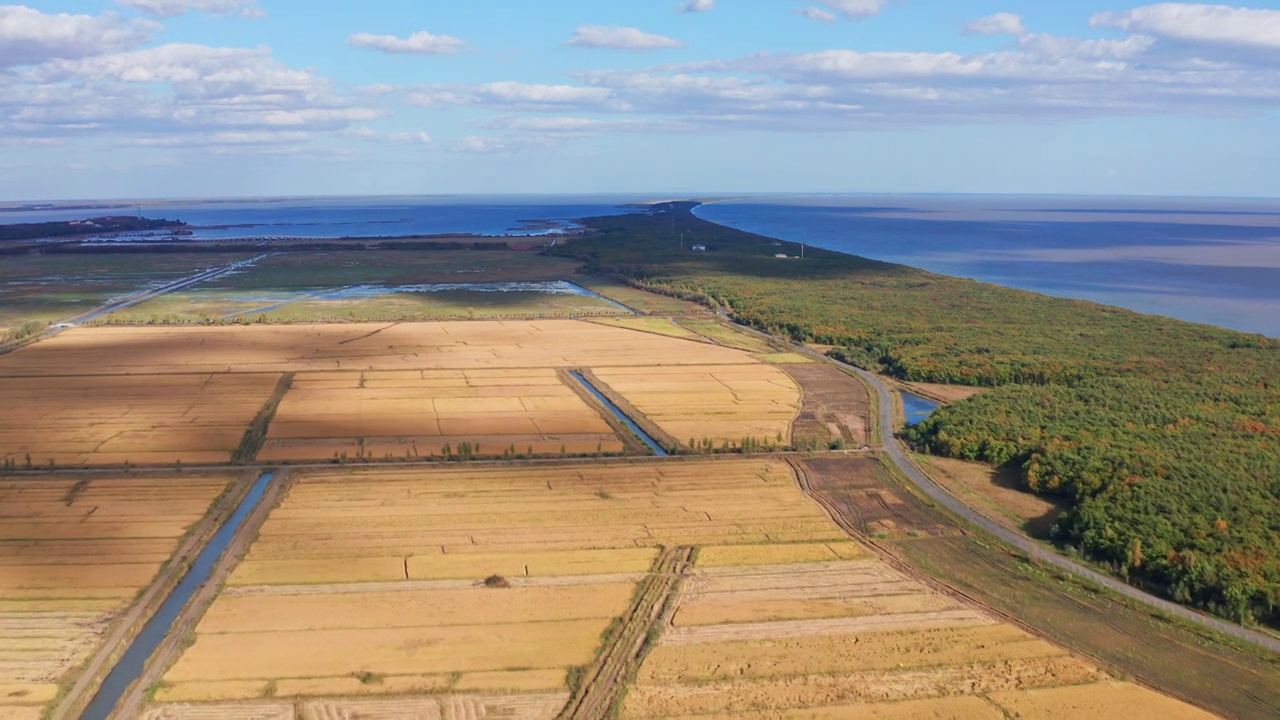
[3,195,644,239]
[902,391,941,426]
[694,195,1280,337]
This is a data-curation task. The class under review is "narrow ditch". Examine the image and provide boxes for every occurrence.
[568,370,668,456]
[78,471,277,720]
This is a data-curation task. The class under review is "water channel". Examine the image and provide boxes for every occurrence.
[79,471,276,720]
[569,371,668,456]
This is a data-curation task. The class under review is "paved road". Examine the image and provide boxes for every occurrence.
[68,253,273,326]
[850,363,1280,654]
[715,312,1280,654]
[0,253,274,358]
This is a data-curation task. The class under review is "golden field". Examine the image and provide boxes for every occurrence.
[590,364,800,446]
[0,476,229,717]
[259,369,620,462]
[0,374,278,467]
[0,320,806,465]
[141,459,1216,718]
[622,544,1218,719]
[147,459,849,714]
[0,321,761,375]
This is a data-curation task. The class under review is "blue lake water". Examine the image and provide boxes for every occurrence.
[694,195,1280,337]
[902,391,941,426]
[2,195,645,240]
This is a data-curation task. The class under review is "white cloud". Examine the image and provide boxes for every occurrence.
[1092,3,1280,50]
[797,7,838,23]
[964,12,1026,36]
[116,0,261,18]
[348,31,465,55]
[406,81,617,111]
[680,0,714,11]
[453,135,510,153]
[0,5,157,67]
[5,42,381,145]
[810,0,887,20]
[1017,33,1155,62]
[566,25,682,51]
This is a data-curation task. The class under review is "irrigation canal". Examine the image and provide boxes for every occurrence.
[78,471,277,720]
[569,370,668,456]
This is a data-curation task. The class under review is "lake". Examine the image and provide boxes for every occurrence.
[694,195,1280,337]
[1,195,646,240]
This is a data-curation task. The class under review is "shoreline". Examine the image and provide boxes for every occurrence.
[687,199,1280,339]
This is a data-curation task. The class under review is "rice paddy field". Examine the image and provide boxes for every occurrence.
[144,459,849,717]
[0,321,759,376]
[0,475,230,719]
[591,364,800,447]
[258,369,621,462]
[138,459,1215,719]
[0,321,800,465]
[0,374,279,466]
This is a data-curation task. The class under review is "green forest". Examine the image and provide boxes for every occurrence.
[551,202,1280,627]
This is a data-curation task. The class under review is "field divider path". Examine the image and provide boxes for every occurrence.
[233,372,295,464]
[46,472,259,720]
[727,314,1280,656]
[558,545,694,720]
[105,470,293,720]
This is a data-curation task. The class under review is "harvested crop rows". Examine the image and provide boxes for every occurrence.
[145,459,855,717]
[0,321,801,465]
[621,501,1218,718]
[0,374,278,467]
[258,369,621,462]
[590,364,800,447]
[0,475,229,718]
[0,321,761,376]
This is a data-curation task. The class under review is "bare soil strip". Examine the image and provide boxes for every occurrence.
[223,572,648,597]
[559,546,694,720]
[780,363,871,448]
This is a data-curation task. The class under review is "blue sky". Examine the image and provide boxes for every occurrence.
[4,0,1280,199]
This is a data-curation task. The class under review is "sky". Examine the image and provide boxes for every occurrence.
[4,0,1280,199]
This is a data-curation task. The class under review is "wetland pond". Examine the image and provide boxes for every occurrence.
[902,391,940,426]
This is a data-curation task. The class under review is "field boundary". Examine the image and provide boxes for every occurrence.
[233,372,295,464]
[558,545,694,720]
[576,368,680,453]
[108,471,293,720]
[47,471,256,720]
[558,368,652,457]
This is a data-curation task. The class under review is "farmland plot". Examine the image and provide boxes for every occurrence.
[258,369,621,461]
[622,539,1218,718]
[0,476,229,718]
[590,364,800,447]
[0,374,278,467]
[147,459,853,715]
[0,321,800,465]
[0,321,760,376]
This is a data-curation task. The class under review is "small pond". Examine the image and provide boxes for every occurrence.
[902,391,941,426]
